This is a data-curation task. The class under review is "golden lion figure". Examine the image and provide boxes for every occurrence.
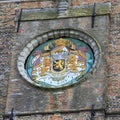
[53,60,64,71]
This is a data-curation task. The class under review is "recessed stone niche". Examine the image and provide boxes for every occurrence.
[5,2,110,113]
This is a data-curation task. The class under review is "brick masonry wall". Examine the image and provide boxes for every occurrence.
[0,2,16,117]
[106,0,120,114]
[0,0,120,120]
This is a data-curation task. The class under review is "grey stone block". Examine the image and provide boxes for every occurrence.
[48,32,54,39]
[19,51,27,57]
[17,65,24,74]
[17,56,26,63]
[26,43,34,51]
[54,31,60,38]
[91,42,96,47]
[37,36,43,44]
[42,34,48,42]
[30,39,38,47]
[59,30,65,36]
[94,50,99,56]
[64,30,70,37]
[22,47,30,56]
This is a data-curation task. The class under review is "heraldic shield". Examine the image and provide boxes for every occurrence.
[53,59,65,72]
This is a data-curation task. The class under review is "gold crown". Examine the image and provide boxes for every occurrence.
[54,38,68,46]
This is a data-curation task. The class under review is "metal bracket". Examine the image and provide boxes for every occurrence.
[90,104,95,120]
[9,108,14,120]
[91,3,96,28]
[17,9,22,32]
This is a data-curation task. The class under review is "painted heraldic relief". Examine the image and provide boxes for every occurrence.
[25,38,94,88]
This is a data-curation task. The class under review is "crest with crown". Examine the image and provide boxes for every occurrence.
[54,38,70,46]
[50,38,70,60]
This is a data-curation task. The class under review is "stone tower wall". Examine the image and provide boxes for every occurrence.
[0,0,120,120]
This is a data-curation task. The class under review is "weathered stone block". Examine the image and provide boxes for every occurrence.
[26,43,34,51]
[30,39,38,47]
[36,36,43,44]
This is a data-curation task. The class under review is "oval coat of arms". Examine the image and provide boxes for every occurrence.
[25,38,94,88]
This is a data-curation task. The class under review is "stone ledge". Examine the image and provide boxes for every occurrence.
[4,109,105,117]
[68,2,111,17]
[20,2,111,21]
